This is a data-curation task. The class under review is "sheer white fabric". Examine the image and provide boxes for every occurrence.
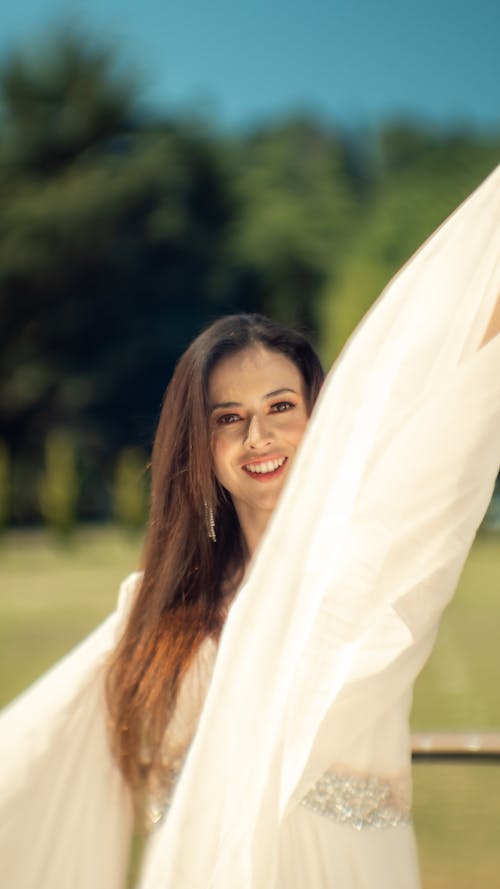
[140,165,500,888]
[0,165,499,889]
[0,573,138,889]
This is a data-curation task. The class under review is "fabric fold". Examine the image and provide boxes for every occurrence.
[139,165,500,889]
[1,167,499,889]
[0,572,140,889]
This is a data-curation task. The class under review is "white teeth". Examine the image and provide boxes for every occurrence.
[245,457,286,475]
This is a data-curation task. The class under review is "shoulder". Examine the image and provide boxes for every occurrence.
[116,570,144,619]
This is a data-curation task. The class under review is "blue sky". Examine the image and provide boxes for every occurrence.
[1,0,499,132]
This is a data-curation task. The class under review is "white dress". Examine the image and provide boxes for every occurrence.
[153,631,421,889]
[1,165,500,889]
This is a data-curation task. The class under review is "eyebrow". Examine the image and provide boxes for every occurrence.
[210,387,299,412]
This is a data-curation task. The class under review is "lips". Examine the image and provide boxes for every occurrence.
[242,456,288,480]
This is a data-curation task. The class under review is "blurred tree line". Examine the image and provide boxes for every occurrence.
[0,30,499,527]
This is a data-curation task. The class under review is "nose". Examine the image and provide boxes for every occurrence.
[244,413,272,449]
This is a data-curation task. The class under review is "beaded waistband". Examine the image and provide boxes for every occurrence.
[300,768,412,830]
[147,766,412,832]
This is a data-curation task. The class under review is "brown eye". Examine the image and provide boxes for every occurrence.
[270,401,295,413]
[217,413,241,425]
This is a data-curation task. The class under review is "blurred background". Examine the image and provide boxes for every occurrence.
[0,2,499,886]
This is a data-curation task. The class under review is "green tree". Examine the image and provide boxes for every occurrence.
[227,116,362,334]
[0,30,240,521]
[113,447,148,532]
[0,440,10,533]
[0,30,135,174]
[320,126,500,364]
[3,30,499,524]
[38,429,78,539]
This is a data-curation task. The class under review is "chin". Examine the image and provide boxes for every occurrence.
[254,490,283,513]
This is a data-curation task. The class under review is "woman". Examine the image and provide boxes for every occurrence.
[105,314,325,823]
[1,165,500,889]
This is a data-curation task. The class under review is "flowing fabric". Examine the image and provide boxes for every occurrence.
[0,166,499,889]
[139,165,500,888]
[0,573,139,889]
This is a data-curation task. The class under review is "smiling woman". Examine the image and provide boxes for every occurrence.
[1,167,500,889]
[105,314,324,810]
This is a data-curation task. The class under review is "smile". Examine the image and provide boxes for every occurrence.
[242,456,287,478]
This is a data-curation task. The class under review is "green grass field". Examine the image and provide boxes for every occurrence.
[1,527,499,886]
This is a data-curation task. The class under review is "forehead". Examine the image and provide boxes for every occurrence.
[208,346,304,402]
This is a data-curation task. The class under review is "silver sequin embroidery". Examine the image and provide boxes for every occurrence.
[300,769,411,830]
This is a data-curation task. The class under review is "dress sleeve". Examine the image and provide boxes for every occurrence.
[0,571,142,889]
[138,166,500,889]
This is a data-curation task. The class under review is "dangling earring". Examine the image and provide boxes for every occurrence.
[204,501,216,542]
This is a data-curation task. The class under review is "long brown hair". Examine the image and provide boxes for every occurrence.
[106,314,324,796]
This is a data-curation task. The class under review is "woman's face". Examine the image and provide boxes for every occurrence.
[208,346,309,522]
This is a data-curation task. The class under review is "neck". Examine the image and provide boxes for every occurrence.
[236,505,273,564]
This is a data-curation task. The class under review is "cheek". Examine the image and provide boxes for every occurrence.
[283,413,309,445]
[211,435,233,486]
